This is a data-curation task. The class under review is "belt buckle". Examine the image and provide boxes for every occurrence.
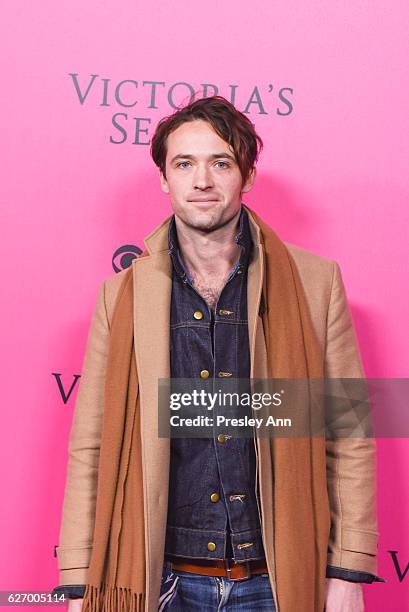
[224,559,251,582]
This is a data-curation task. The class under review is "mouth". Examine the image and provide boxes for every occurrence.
[188,199,219,204]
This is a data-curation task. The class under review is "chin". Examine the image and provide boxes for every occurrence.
[189,216,219,230]
[181,201,239,228]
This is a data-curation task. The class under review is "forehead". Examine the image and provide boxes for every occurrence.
[165,119,233,156]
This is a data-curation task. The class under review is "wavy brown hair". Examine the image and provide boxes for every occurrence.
[150,95,263,187]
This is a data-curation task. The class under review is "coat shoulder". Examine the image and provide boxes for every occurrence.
[282,241,337,322]
[283,240,335,281]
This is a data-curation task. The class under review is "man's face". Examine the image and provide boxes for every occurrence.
[159,119,255,232]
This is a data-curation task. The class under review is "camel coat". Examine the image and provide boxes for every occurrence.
[55,205,379,611]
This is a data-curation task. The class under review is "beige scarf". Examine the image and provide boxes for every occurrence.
[81,206,330,612]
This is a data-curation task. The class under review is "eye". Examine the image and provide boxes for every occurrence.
[176,161,191,168]
[215,161,230,168]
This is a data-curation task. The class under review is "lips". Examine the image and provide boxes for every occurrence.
[188,198,219,203]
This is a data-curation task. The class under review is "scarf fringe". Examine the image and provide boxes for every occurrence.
[82,584,146,612]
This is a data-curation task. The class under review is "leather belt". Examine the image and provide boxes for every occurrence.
[165,555,269,582]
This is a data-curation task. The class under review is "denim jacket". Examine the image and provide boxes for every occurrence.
[165,206,265,562]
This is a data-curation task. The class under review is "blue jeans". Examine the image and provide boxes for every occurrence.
[158,560,276,611]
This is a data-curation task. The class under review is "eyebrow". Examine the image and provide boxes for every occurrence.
[170,152,237,164]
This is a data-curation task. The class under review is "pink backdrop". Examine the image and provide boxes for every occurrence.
[1,1,408,609]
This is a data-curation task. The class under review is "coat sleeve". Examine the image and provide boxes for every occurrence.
[54,280,110,586]
[324,261,380,577]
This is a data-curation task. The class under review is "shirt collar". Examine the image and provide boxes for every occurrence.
[167,205,253,283]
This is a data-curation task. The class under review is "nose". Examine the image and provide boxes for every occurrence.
[193,163,214,190]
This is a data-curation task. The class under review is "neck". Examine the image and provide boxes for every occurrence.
[174,208,242,279]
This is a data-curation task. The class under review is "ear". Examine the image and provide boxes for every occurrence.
[241,167,256,193]
[159,170,170,194]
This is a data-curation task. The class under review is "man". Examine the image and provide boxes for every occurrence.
[52,96,382,611]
